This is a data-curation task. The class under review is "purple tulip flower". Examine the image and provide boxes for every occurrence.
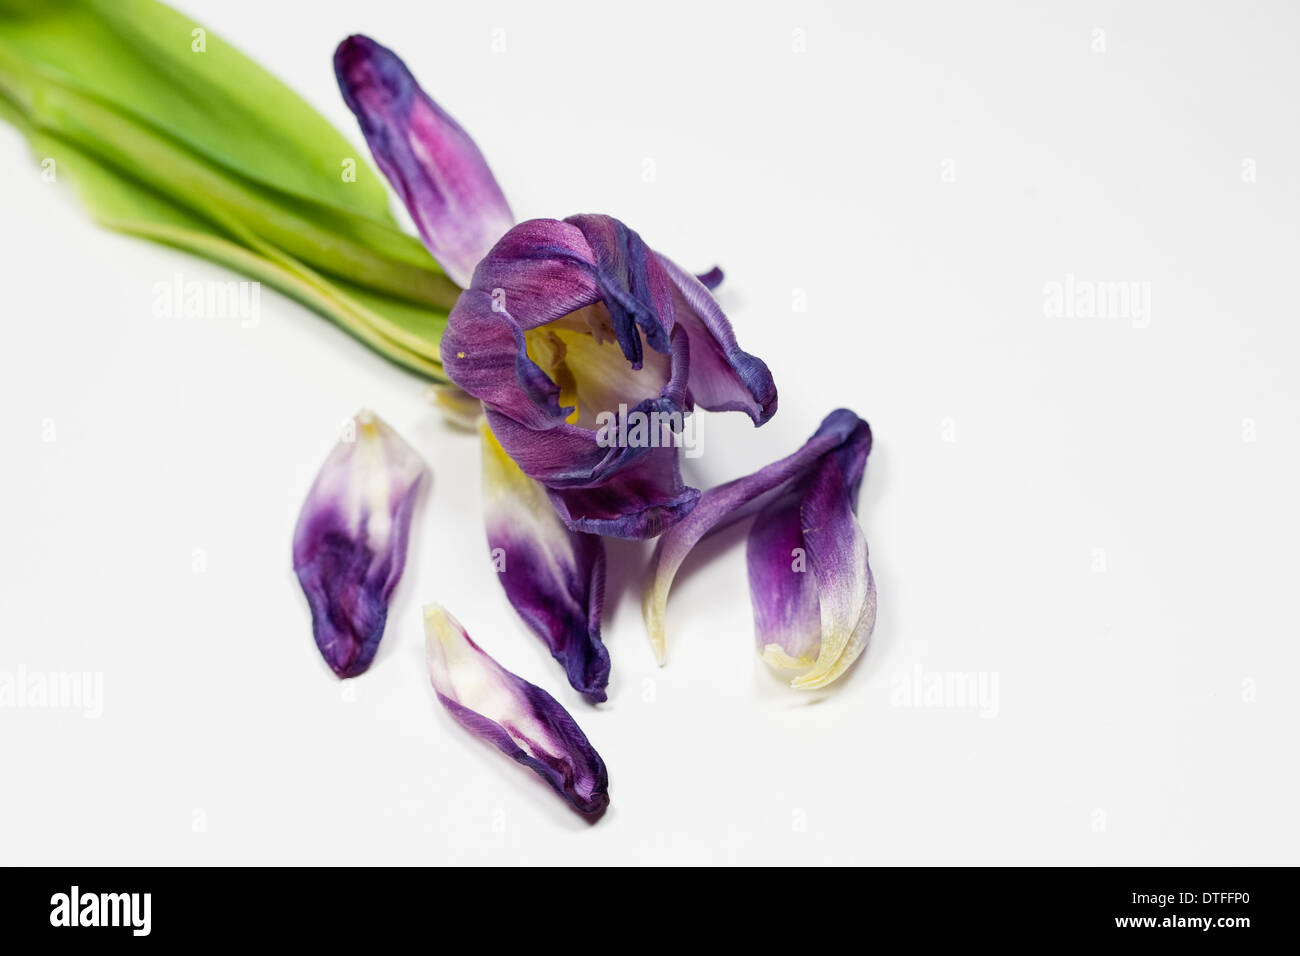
[335,34,777,542]
[443,214,778,539]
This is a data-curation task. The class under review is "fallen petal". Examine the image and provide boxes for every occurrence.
[755,448,876,689]
[481,421,610,702]
[643,409,874,688]
[425,605,610,817]
[293,410,427,677]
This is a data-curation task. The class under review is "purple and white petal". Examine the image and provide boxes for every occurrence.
[643,409,874,688]
[481,422,610,701]
[334,35,514,287]
[293,410,427,678]
[759,450,876,689]
[425,605,610,817]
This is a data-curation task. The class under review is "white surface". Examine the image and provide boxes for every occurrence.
[2,0,1298,865]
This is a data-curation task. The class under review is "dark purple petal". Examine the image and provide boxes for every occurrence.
[658,254,777,424]
[564,214,675,365]
[746,487,821,668]
[464,218,605,330]
[293,410,427,677]
[481,422,610,701]
[442,292,570,431]
[425,605,610,817]
[546,446,701,538]
[334,35,514,287]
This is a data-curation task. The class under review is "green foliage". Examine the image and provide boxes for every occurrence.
[0,0,453,379]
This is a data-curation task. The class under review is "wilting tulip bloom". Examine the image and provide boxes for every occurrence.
[443,214,778,538]
[335,35,777,539]
[293,410,427,678]
[480,421,610,702]
[644,409,876,690]
[425,604,610,817]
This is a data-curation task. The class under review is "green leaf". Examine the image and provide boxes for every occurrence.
[0,0,460,379]
[24,120,449,379]
[2,0,389,218]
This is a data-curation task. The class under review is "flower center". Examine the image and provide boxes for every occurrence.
[524,303,671,430]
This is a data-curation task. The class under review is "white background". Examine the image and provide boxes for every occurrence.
[2,0,1297,865]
